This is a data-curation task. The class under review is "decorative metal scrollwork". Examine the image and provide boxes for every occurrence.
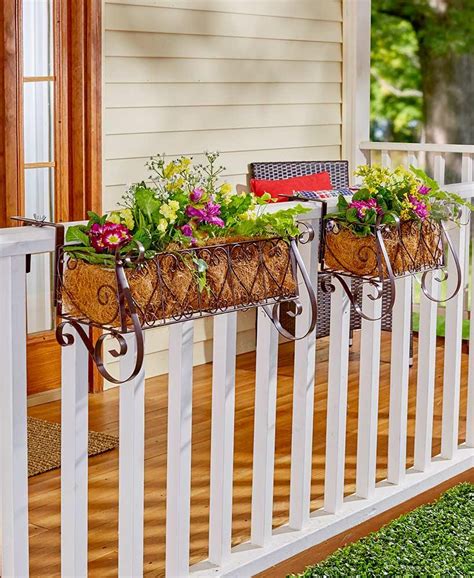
[321,215,463,321]
[51,227,318,385]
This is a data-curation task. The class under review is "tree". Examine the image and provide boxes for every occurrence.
[372,0,474,147]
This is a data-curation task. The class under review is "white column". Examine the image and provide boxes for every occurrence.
[387,276,412,484]
[324,280,351,513]
[289,221,318,530]
[119,333,146,578]
[166,321,194,578]
[0,255,30,577]
[209,312,237,565]
[61,324,89,578]
[251,309,279,547]
[441,220,466,459]
[356,285,382,499]
[414,273,439,471]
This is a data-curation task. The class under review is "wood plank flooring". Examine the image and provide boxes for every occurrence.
[27,332,469,577]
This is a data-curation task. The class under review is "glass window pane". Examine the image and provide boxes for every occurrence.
[23,0,53,77]
[24,166,54,220]
[23,81,54,164]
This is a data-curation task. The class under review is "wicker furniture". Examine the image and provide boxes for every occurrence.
[248,160,395,338]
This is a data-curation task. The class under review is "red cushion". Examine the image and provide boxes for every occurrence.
[250,171,332,202]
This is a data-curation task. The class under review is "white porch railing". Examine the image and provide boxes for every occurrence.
[0,143,473,577]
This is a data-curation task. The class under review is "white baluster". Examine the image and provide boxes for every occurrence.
[414,272,439,471]
[119,333,146,578]
[467,220,474,447]
[381,150,392,169]
[387,276,412,484]
[289,220,318,530]
[356,284,382,499]
[441,218,467,459]
[0,255,29,577]
[407,151,418,169]
[61,324,89,578]
[251,309,278,547]
[324,280,351,513]
[209,312,237,565]
[433,153,446,186]
[166,321,194,578]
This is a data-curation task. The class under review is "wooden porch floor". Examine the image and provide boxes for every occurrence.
[27,332,469,577]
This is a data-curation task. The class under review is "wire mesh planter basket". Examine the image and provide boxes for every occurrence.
[320,218,461,321]
[53,228,317,384]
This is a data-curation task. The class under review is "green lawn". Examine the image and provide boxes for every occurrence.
[292,483,474,577]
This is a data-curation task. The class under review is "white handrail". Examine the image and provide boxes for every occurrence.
[361,141,474,154]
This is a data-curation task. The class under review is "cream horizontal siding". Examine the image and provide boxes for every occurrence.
[103,0,343,379]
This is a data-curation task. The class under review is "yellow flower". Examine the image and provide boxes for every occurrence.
[108,212,121,224]
[163,162,177,179]
[160,202,178,223]
[157,218,168,233]
[178,158,191,172]
[120,208,134,230]
[220,183,233,195]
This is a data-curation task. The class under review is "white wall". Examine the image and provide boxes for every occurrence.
[102,0,343,380]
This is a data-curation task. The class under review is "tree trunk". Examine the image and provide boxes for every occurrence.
[419,46,474,181]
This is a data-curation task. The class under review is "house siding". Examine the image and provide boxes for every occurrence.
[102,0,343,381]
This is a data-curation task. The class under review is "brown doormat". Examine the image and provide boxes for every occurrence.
[27,416,119,477]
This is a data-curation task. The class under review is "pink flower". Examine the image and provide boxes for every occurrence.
[88,221,131,253]
[418,185,431,195]
[408,195,428,220]
[190,187,204,202]
[207,215,224,227]
[349,198,381,219]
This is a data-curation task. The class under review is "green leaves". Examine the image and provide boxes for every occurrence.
[134,186,160,221]
[66,225,90,246]
[297,483,474,578]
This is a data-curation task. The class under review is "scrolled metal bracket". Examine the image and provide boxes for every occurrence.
[263,224,318,340]
[420,220,462,303]
[56,241,146,385]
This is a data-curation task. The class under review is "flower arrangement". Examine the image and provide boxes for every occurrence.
[330,164,472,237]
[65,152,308,266]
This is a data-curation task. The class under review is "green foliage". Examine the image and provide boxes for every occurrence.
[371,0,474,142]
[371,8,422,142]
[327,164,473,237]
[293,483,474,578]
[64,153,307,269]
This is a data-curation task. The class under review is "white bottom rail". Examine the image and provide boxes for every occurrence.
[190,447,474,578]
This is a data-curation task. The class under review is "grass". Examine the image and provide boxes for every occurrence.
[293,483,474,577]
[412,311,471,339]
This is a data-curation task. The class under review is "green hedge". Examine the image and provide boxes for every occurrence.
[293,483,474,577]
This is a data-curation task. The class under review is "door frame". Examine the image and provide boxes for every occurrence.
[0,0,103,394]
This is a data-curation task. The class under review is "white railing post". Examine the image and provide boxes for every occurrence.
[0,255,30,577]
[289,219,319,530]
[324,280,351,513]
[61,324,89,578]
[251,308,279,547]
[414,273,440,471]
[356,285,382,499]
[166,321,194,578]
[119,333,146,578]
[441,218,467,459]
[387,276,412,484]
[467,221,474,447]
[209,312,237,565]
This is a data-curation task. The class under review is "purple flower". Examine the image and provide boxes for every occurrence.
[190,187,204,202]
[186,206,207,221]
[349,198,381,219]
[205,201,221,217]
[418,185,431,195]
[207,215,225,227]
[408,195,428,220]
[181,223,194,237]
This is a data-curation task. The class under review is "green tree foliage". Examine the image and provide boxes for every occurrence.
[371,0,474,143]
[371,11,421,142]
